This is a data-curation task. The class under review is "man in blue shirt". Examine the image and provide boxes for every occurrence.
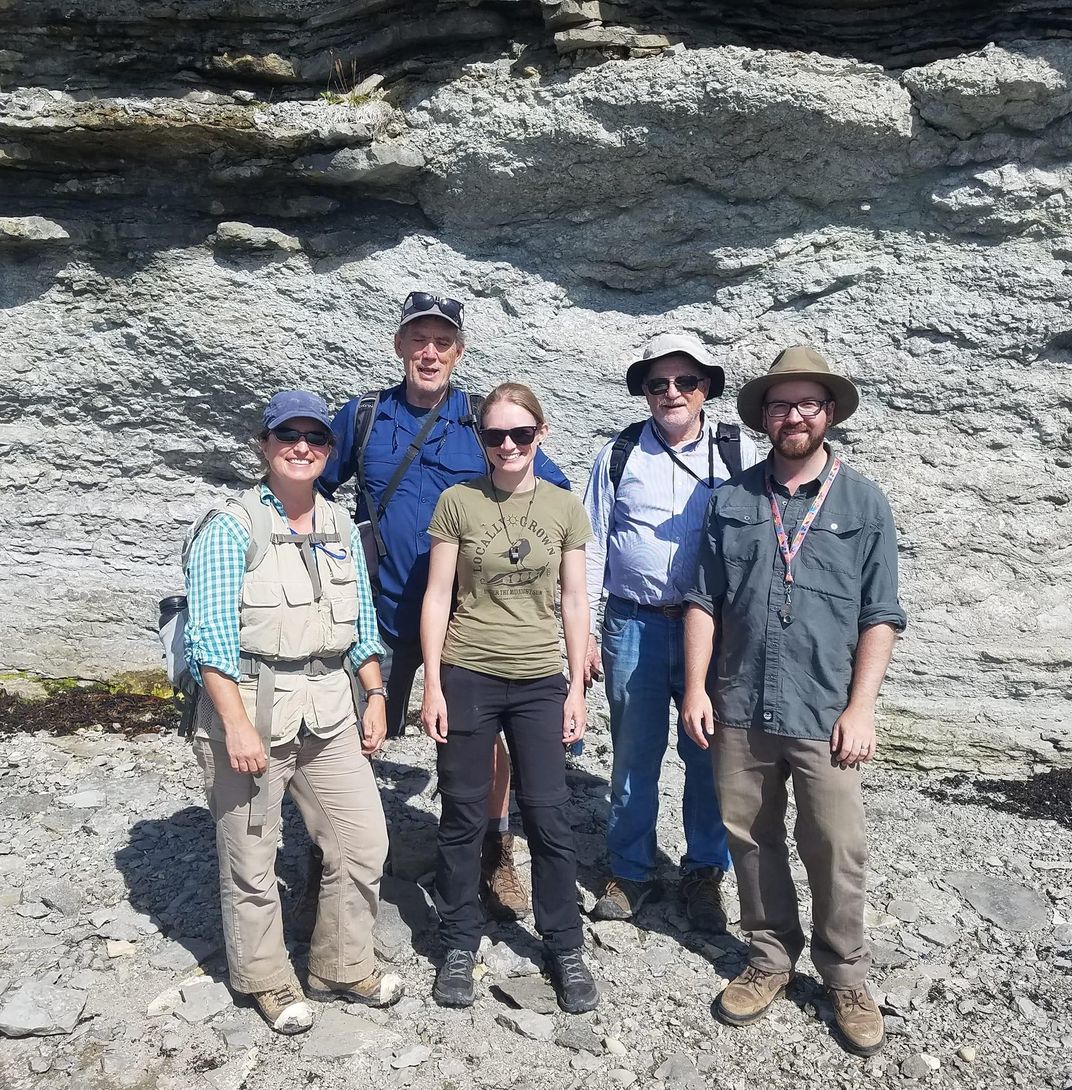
[582,333,759,930]
[318,291,570,922]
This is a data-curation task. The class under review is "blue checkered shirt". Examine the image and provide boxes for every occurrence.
[184,484,383,685]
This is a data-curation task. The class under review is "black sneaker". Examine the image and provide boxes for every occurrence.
[590,876,659,921]
[433,949,477,1008]
[545,947,599,1014]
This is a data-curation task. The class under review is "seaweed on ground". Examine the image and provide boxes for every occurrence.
[924,769,1072,830]
[0,686,177,737]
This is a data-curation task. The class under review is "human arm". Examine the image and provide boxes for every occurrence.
[681,604,718,751]
[419,536,460,744]
[559,546,590,743]
[316,398,361,501]
[830,622,898,766]
[200,668,267,774]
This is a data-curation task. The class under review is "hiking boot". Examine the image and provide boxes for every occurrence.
[680,867,728,933]
[307,967,404,1009]
[829,984,886,1056]
[545,947,599,1014]
[250,978,314,1035]
[433,949,478,1008]
[716,965,794,1026]
[480,832,530,921]
[590,876,659,921]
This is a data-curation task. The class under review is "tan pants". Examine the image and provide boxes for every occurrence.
[713,727,870,988]
[194,727,388,993]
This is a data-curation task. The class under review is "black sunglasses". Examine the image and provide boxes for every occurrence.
[479,426,539,448]
[401,291,464,328]
[271,427,334,447]
[643,374,705,395]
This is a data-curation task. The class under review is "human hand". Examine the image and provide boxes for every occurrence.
[830,702,877,768]
[421,690,449,745]
[224,720,267,775]
[681,689,716,751]
[361,696,387,756]
[562,686,587,744]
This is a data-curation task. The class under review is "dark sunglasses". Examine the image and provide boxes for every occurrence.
[643,374,705,395]
[401,291,464,328]
[479,426,539,448]
[271,427,334,447]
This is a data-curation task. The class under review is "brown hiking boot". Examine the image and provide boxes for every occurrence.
[250,978,314,1035]
[307,966,404,1009]
[481,832,530,921]
[716,964,793,1026]
[591,876,659,921]
[829,984,886,1056]
[680,867,728,933]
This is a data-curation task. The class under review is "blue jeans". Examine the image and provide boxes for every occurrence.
[602,595,731,880]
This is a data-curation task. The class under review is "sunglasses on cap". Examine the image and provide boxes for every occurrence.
[271,426,334,447]
[400,291,464,328]
[479,426,539,448]
[643,374,705,395]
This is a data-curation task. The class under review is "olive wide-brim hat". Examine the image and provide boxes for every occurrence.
[736,345,860,431]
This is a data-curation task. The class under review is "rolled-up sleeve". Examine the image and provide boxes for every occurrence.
[184,514,248,685]
[684,496,726,616]
[347,521,385,668]
[858,499,907,632]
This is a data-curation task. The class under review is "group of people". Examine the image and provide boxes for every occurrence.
[181,290,905,1058]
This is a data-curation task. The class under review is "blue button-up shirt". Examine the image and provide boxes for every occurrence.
[319,383,570,642]
[583,415,759,630]
[685,449,907,740]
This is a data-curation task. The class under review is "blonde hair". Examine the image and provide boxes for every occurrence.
[480,382,546,427]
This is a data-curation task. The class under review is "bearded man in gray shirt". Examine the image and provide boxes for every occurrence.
[683,346,906,1058]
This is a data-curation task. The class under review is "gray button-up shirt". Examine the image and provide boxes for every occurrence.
[685,448,907,740]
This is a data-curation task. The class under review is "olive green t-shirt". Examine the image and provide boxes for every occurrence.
[427,478,592,680]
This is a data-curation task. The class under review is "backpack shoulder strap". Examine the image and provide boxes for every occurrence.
[233,488,276,571]
[714,421,742,480]
[330,500,353,556]
[461,391,490,470]
[352,391,381,494]
[608,420,647,492]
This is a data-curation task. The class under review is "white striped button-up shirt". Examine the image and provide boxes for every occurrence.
[583,415,760,630]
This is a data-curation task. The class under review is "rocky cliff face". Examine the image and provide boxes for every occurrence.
[1,2,1070,772]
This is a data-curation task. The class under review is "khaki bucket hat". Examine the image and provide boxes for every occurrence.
[737,345,859,431]
[624,333,725,400]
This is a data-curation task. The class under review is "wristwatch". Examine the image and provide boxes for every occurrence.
[364,687,387,700]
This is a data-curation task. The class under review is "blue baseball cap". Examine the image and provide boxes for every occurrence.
[262,390,333,432]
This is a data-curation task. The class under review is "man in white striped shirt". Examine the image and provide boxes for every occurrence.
[582,334,760,928]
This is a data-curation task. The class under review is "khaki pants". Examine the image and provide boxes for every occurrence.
[194,727,388,993]
[713,727,870,988]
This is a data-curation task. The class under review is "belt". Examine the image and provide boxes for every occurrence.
[632,601,684,619]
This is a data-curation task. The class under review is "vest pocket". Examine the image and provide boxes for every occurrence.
[329,594,361,651]
[282,582,315,606]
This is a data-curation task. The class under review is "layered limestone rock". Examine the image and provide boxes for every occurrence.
[1,10,1070,772]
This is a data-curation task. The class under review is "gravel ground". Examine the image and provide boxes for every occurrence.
[0,718,1070,1090]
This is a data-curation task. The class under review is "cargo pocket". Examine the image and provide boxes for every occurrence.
[239,583,283,655]
[329,593,361,651]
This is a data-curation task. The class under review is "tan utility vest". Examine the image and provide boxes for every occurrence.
[196,488,362,748]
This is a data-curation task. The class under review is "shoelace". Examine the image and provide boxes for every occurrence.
[267,983,303,1009]
[493,855,527,899]
[833,988,870,1011]
[443,950,475,980]
[555,952,590,987]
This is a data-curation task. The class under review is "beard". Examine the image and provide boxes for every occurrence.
[771,423,826,460]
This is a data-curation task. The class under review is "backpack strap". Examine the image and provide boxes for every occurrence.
[233,489,276,571]
[715,421,743,480]
[460,391,490,471]
[608,420,647,492]
[352,391,380,498]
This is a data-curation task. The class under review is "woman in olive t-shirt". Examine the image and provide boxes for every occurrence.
[421,382,598,1015]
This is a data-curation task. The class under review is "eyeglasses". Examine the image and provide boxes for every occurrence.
[400,291,464,328]
[762,399,831,420]
[479,426,539,448]
[643,375,705,395]
[271,427,334,447]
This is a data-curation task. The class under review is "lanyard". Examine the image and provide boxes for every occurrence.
[764,457,841,622]
[650,421,716,489]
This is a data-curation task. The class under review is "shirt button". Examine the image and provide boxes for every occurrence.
[762,711,773,722]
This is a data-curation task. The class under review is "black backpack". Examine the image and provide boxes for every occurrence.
[608,420,742,491]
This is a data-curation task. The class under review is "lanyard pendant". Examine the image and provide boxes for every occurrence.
[779,585,793,624]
